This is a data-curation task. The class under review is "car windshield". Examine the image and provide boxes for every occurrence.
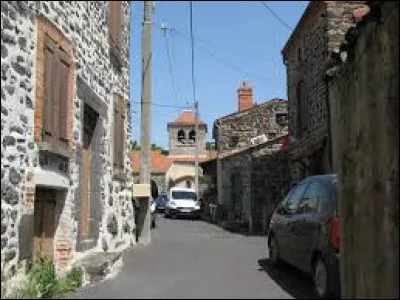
[172,191,197,200]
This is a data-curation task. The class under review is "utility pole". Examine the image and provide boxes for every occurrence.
[194,101,199,196]
[138,0,153,245]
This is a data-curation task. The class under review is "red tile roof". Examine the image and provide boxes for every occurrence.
[131,150,172,174]
[131,149,217,174]
[169,110,205,126]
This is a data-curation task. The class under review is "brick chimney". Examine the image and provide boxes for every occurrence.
[237,81,253,111]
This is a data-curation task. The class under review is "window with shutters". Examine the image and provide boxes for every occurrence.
[296,80,308,138]
[113,96,126,174]
[109,1,124,69]
[35,17,74,154]
[43,38,71,149]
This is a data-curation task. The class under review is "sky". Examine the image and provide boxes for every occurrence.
[129,1,309,149]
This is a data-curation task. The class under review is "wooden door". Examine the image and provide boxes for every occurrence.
[80,128,91,239]
[34,189,56,260]
[231,172,243,220]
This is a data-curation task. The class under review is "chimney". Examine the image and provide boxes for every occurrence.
[237,81,253,111]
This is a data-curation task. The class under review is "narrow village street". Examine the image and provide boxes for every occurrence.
[1,1,398,299]
[69,217,315,299]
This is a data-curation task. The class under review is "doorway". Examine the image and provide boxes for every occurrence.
[34,188,56,260]
[79,104,98,241]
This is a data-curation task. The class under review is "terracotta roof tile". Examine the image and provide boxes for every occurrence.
[169,110,205,126]
[131,150,172,174]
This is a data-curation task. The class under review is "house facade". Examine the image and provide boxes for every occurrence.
[1,0,134,288]
[282,0,368,182]
[211,82,289,232]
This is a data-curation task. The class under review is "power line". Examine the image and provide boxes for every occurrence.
[131,101,190,109]
[163,31,180,105]
[189,1,196,104]
[259,1,293,31]
[171,27,269,82]
[154,20,270,82]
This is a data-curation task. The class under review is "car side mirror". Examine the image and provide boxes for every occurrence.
[276,203,286,215]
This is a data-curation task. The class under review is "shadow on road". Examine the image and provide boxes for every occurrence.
[258,258,317,299]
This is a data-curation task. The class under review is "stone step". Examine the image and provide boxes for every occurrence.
[75,251,123,285]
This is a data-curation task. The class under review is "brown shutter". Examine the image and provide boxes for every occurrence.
[113,104,119,169]
[119,105,125,169]
[109,1,122,48]
[52,48,61,145]
[58,52,70,148]
[43,39,57,142]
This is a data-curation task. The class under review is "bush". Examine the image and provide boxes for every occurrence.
[55,267,83,298]
[17,256,83,299]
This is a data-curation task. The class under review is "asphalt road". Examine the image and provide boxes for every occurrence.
[69,215,316,299]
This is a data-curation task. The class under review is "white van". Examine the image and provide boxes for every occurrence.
[165,187,201,219]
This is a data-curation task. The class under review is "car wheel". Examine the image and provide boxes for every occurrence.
[314,257,330,299]
[268,235,280,265]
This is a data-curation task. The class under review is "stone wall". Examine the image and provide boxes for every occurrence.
[215,99,288,153]
[216,137,290,233]
[328,2,399,298]
[251,150,291,233]
[1,1,133,290]
[283,1,367,182]
[219,152,252,228]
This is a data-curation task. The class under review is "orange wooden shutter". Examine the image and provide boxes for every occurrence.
[43,39,57,142]
[109,1,122,48]
[58,52,70,148]
[119,107,125,169]
[113,104,119,168]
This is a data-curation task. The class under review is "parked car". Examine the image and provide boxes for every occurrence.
[154,195,168,213]
[268,174,340,299]
[165,187,201,219]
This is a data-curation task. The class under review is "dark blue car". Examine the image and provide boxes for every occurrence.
[154,195,168,212]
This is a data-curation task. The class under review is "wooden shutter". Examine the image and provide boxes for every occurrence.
[58,51,70,148]
[51,46,61,145]
[113,104,120,169]
[119,105,125,169]
[43,39,57,142]
[109,1,122,48]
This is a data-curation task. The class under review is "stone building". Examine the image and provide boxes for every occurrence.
[131,111,216,196]
[327,1,398,298]
[213,82,288,153]
[209,82,289,232]
[282,1,368,182]
[1,0,134,290]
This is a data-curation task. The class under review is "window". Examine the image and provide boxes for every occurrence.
[297,47,303,63]
[177,130,186,143]
[282,183,308,215]
[296,80,308,137]
[113,96,126,171]
[229,136,239,148]
[299,181,330,214]
[42,38,71,148]
[109,1,123,50]
[171,191,197,200]
[276,113,288,126]
[268,132,276,140]
[186,181,191,188]
[189,130,196,144]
